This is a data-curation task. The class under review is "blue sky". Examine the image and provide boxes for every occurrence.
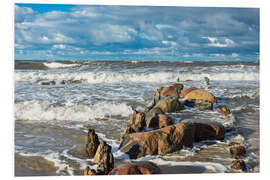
[14,4,259,61]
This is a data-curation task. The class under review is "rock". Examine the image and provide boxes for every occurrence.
[129,109,146,132]
[252,165,260,172]
[146,114,174,129]
[228,142,240,146]
[183,89,217,104]
[217,105,231,116]
[230,159,246,171]
[204,77,210,85]
[86,129,100,158]
[41,80,56,85]
[153,84,183,102]
[156,97,184,113]
[184,99,213,110]
[93,140,114,175]
[84,166,97,175]
[172,83,184,91]
[160,86,179,98]
[180,87,197,98]
[109,161,161,175]
[182,119,225,141]
[229,145,246,156]
[217,105,231,120]
[119,122,196,159]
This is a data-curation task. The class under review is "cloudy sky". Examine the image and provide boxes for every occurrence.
[14,4,259,61]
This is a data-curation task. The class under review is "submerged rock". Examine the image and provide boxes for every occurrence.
[183,89,217,104]
[184,99,213,110]
[86,129,100,158]
[109,161,161,175]
[204,77,210,86]
[229,145,246,156]
[217,105,231,120]
[84,167,97,175]
[229,159,246,171]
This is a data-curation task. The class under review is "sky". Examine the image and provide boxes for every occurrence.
[14,4,260,61]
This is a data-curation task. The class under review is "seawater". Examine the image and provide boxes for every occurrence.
[14,60,259,175]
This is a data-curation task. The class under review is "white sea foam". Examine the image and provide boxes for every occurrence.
[15,100,132,121]
[15,70,259,84]
[43,62,80,69]
[134,157,227,173]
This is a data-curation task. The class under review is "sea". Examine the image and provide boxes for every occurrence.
[14,60,260,175]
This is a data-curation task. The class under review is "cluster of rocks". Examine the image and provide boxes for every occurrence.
[119,83,230,159]
[83,80,251,175]
[227,137,248,172]
[84,129,114,175]
[84,128,161,175]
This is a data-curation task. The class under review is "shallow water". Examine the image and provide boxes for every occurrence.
[14,60,259,175]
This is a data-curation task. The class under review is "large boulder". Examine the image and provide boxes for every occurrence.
[86,129,100,158]
[119,122,195,159]
[109,161,161,175]
[180,87,197,98]
[155,97,184,113]
[146,114,174,129]
[183,89,217,104]
[181,119,225,141]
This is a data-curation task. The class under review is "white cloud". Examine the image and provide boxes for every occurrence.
[201,37,235,47]
[52,44,66,49]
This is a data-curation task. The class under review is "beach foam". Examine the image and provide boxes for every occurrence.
[43,62,81,69]
[15,70,259,84]
[15,100,132,121]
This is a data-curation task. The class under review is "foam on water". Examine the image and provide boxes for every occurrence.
[15,100,132,121]
[134,156,227,173]
[43,62,81,69]
[15,70,259,84]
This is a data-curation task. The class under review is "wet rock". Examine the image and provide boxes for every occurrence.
[182,119,225,141]
[41,80,56,85]
[229,159,246,171]
[204,77,210,85]
[84,166,97,175]
[119,122,196,159]
[183,89,217,104]
[154,84,183,102]
[180,87,197,98]
[86,129,100,158]
[160,86,179,98]
[229,145,246,156]
[184,99,213,110]
[109,161,161,175]
[228,141,240,146]
[60,79,82,84]
[155,97,184,113]
[96,149,114,175]
[93,140,114,164]
[217,105,231,120]
[146,114,174,129]
[252,165,260,172]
